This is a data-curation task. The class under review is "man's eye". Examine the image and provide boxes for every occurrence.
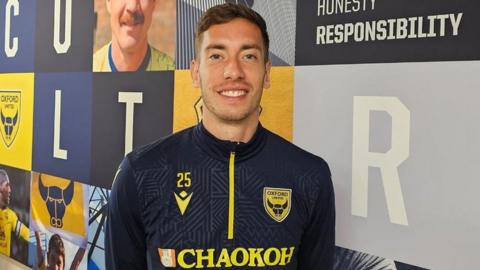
[244,54,257,60]
[209,54,222,60]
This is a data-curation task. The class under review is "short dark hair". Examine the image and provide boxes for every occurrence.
[195,3,270,61]
[48,234,65,264]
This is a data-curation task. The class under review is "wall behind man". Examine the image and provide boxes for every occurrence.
[1,0,478,269]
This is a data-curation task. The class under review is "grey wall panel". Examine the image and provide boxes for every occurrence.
[293,62,480,269]
[176,0,296,69]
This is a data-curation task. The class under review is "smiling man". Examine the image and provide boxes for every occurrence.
[93,0,174,72]
[106,3,335,269]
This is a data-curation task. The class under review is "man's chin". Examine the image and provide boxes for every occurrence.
[117,38,147,53]
[215,111,252,123]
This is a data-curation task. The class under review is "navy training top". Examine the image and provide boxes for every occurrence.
[105,122,335,269]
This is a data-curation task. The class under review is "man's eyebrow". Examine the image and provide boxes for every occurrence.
[205,44,226,51]
[240,44,262,51]
[204,44,263,51]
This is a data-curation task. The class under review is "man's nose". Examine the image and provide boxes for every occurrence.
[223,58,245,80]
[125,0,141,11]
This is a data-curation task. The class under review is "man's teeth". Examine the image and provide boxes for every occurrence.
[220,90,246,97]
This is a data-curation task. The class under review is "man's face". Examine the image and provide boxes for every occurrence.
[191,18,271,123]
[0,178,11,209]
[107,0,155,52]
[47,251,64,270]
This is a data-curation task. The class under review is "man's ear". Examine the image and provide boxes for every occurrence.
[263,60,272,89]
[190,59,200,88]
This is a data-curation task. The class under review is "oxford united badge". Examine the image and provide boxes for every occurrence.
[0,91,21,148]
[264,187,292,222]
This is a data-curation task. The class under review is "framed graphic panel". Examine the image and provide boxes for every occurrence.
[91,71,174,188]
[35,0,94,72]
[0,1,37,72]
[0,166,30,266]
[0,73,34,171]
[32,73,92,183]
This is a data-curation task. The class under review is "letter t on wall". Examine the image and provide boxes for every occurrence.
[352,96,410,225]
[118,92,143,155]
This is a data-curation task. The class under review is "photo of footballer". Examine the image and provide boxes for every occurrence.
[29,173,89,270]
[0,167,30,265]
[93,0,175,71]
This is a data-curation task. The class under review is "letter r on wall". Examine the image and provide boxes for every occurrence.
[352,96,410,225]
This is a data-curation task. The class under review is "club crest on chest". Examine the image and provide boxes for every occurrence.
[263,187,292,222]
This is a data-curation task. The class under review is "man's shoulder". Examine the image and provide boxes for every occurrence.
[127,126,195,168]
[265,129,327,163]
[264,128,330,174]
[93,43,110,72]
[2,208,18,223]
[148,46,175,71]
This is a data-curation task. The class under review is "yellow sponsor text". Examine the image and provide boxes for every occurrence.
[176,246,295,268]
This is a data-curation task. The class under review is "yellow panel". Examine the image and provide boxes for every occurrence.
[173,70,202,132]
[259,66,293,142]
[173,67,293,141]
[0,73,34,170]
[30,173,87,238]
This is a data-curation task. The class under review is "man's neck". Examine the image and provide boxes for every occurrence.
[202,112,259,143]
[110,39,148,71]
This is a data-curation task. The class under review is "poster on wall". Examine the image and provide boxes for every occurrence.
[294,62,480,269]
[93,0,176,72]
[32,73,93,184]
[294,1,480,269]
[35,0,94,72]
[91,71,174,188]
[0,1,37,72]
[29,172,88,270]
[0,73,34,171]
[296,0,480,65]
[0,166,30,266]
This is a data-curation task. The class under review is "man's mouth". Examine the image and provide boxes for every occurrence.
[219,90,247,97]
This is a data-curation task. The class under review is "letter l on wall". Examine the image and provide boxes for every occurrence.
[352,96,410,225]
[54,90,68,159]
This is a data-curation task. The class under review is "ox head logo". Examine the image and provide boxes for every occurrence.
[267,199,288,217]
[39,175,75,228]
[0,91,21,148]
[1,110,18,139]
[263,187,292,222]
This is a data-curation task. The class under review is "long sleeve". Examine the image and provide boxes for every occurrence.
[105,157,147,270]
[297,169,336,270]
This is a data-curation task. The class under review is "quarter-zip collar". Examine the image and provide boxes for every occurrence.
[193,121,267,162]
